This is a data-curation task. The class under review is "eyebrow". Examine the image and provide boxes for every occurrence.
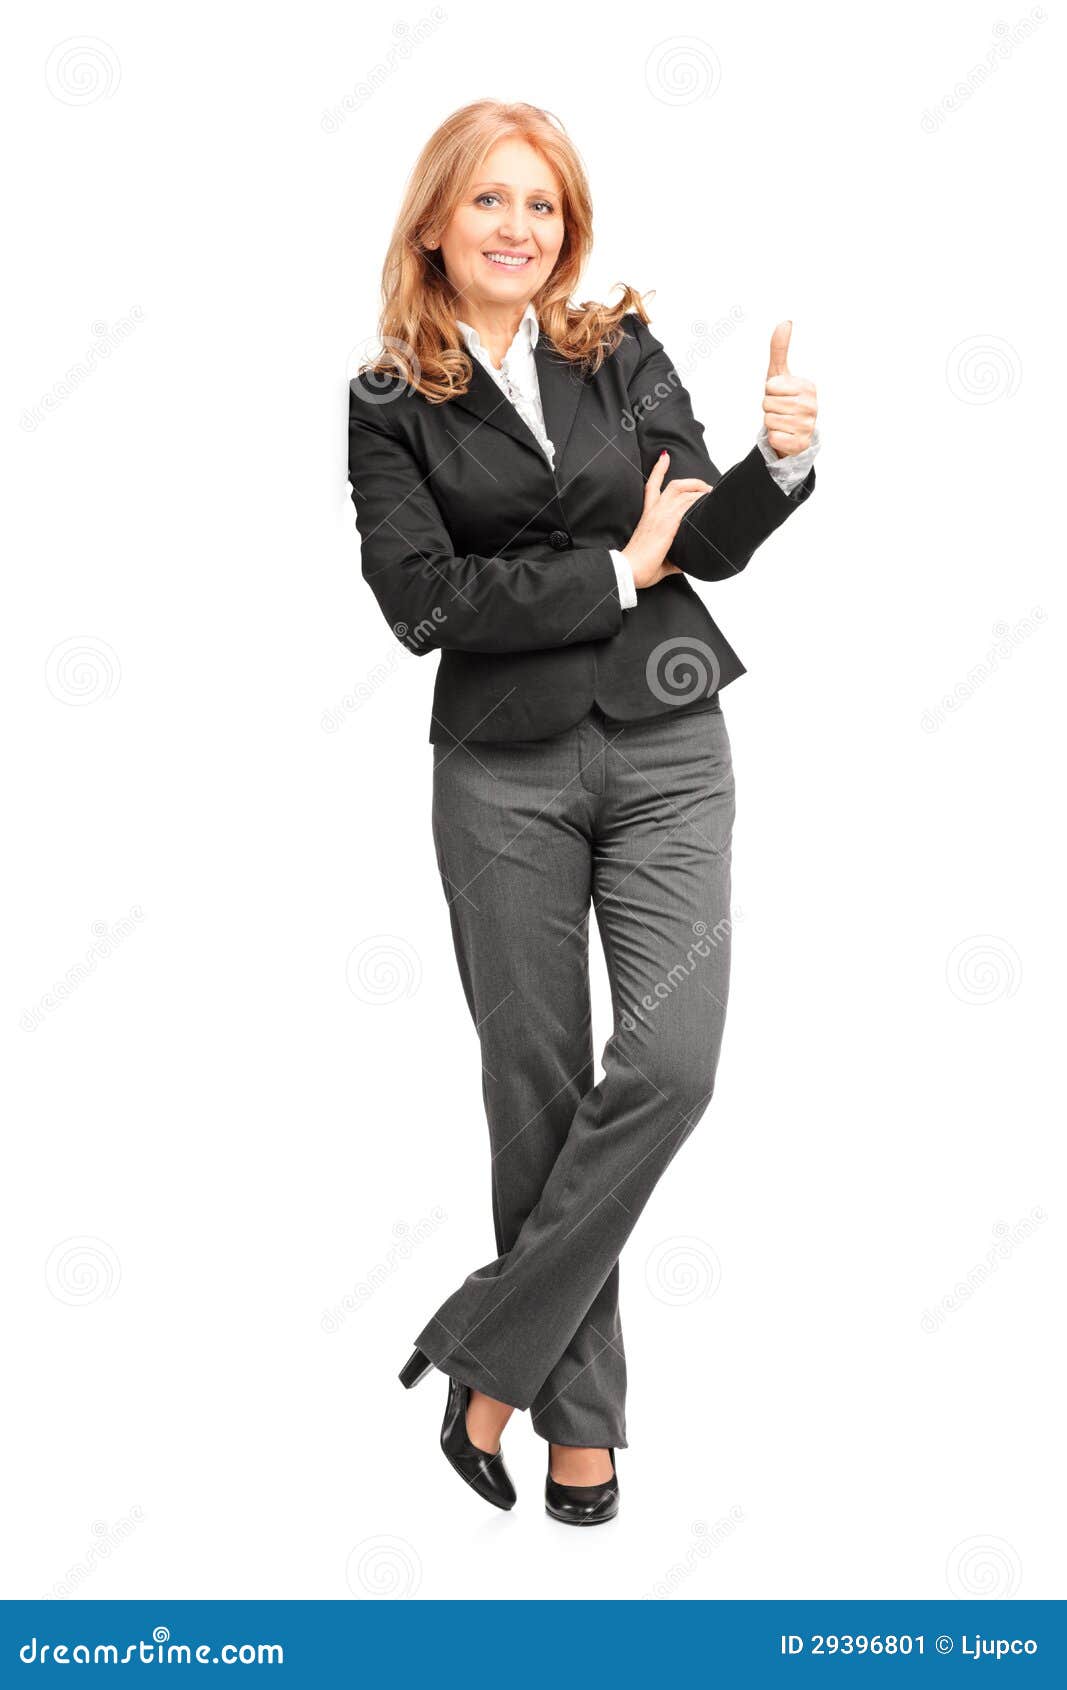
[469,181,560,197]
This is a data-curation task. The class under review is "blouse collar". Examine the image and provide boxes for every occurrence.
[454,300,540,361]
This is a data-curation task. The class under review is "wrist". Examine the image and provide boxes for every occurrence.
[621,544,651,589]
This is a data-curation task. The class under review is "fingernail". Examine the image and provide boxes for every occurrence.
[659,449,668,459]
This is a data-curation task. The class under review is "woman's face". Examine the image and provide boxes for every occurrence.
[436,137,565,316]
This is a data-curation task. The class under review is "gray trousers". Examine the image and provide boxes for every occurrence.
[414,701,736,1449]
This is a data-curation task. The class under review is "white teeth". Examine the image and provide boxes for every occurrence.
[485,253,531,267]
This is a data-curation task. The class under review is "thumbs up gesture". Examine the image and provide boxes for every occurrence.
[763,321,818,457]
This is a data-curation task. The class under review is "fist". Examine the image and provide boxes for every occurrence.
[763,321,817,457]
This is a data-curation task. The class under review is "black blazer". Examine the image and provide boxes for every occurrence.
[347,310,816,744]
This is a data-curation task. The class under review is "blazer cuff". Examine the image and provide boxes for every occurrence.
[756,422,821,494]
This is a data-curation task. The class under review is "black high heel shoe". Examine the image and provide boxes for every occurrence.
[440,1377,517,1511]
[545,1448,619,1526]
[398,1347,434,1389]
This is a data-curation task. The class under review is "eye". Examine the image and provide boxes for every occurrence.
[473,192,557,214]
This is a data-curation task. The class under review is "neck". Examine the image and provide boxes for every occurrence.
[457,299,530,370]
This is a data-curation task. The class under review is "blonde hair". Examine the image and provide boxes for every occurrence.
[368,99,652,403]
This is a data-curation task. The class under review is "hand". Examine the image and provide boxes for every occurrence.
[621,452,712,589]
[763,321,817,457]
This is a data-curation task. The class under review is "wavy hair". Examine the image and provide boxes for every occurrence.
[365,99,652,403]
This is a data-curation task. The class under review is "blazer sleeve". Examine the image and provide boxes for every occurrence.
[625,314,816,583]
[348,379,623,657]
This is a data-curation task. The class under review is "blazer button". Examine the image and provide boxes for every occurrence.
[549,529,571,550]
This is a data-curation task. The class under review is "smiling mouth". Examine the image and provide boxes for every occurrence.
[483,251,534,268]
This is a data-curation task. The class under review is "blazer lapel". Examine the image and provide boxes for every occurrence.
[444,328,586,470]
[533,331,585,467]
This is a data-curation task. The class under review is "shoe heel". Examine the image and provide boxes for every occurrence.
[399,1347,434,1389]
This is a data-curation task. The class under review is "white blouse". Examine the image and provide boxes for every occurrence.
[456,302,821,611]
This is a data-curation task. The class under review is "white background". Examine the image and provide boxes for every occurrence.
[3,0,1062,1602]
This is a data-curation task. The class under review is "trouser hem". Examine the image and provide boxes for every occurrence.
[414,1333,529,1413]
[531,1425,629,1450]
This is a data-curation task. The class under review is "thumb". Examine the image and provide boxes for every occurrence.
[767,319,793,379]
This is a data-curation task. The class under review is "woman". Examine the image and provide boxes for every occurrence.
[348,99,819,1525]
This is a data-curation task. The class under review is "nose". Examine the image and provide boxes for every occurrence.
[497,210,530,245]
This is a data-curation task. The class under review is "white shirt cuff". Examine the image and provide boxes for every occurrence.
[610,548,638,609]
[757,422,821,493]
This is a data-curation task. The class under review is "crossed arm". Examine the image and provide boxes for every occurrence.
[347,316,816,656]
[348,382,625,657]
[621,315,816,584]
